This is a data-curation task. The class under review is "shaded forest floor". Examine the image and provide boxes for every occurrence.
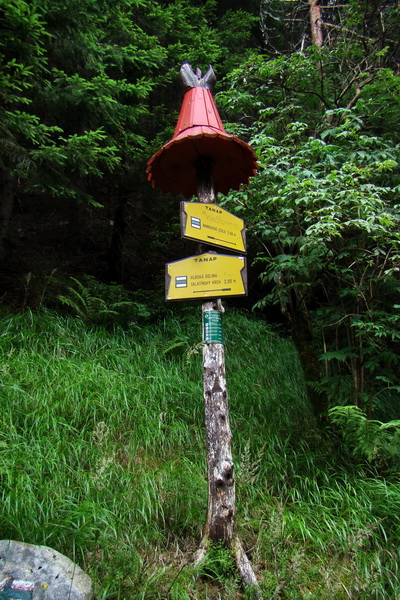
[1,309,399,599]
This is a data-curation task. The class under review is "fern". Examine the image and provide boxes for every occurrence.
[237,440,265,486]
[329,405,400,463]
[161,337,188,358]
[58,277,118,322]
[58,276,145,325]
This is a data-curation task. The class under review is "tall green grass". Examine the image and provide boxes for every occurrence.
[1,309,399,599]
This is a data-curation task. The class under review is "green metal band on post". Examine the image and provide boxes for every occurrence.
[203,309,224,344]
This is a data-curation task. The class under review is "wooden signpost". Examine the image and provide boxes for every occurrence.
[147,63,259,595]
[193,164,259,592]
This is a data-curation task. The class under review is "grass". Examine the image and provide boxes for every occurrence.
[0,307,399,599]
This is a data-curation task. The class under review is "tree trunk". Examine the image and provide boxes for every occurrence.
[108,187,127,282]
[290,292,327,417]
[0,170,15,261]
[309,0,323,48]
[63,198,83,254]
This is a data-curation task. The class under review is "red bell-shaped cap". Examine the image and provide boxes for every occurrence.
[147,64,257,198]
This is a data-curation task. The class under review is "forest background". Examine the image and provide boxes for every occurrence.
[1,0,400,598]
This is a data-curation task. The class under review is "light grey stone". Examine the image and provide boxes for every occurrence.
[0,541,93,600]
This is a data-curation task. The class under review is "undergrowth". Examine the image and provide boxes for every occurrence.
[0,309,399,599]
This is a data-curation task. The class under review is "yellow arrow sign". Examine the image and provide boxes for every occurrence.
[166,252,247,301]
[180,202,246,253]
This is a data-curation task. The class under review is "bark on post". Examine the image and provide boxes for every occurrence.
[194,158,260,595]
[200,315,235,543]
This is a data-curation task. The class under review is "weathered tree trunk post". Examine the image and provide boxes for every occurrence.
[200,307,235,542]
[194,159,260,594]
[195,158,235,548]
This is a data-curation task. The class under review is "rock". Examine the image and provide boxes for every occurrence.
[0,541,93,600]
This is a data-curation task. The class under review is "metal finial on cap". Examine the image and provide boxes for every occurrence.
[180,63,216,91]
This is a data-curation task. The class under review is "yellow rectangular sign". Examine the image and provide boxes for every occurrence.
[166,252,247,301]
[180,202,246,253]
